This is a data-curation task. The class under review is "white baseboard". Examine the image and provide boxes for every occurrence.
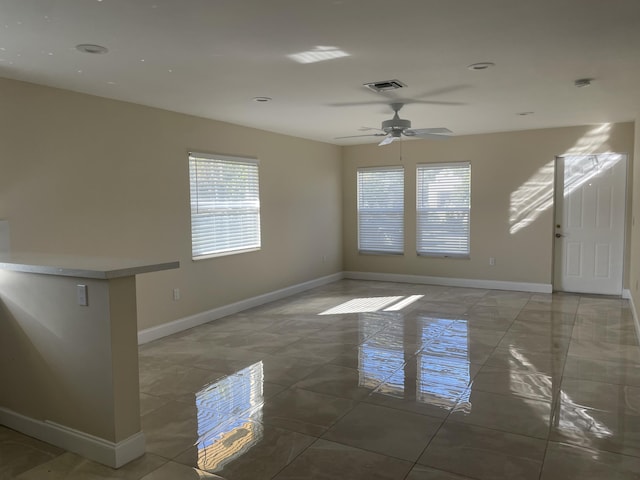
[626,291,639,344]
[343,271,553,293]
[138,270,556,345]
[138,272,344,344]
[0,407,144,468]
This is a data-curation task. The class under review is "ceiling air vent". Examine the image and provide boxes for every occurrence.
[363,79,407,93]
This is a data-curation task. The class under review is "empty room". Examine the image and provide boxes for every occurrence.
[1,1,640,479]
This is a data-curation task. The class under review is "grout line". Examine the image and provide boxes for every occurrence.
[536,299,576,480]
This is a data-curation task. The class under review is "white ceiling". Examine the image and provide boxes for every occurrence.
[1,0,639,145]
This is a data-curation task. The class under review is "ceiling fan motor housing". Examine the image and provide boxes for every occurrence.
[382,117,411,133]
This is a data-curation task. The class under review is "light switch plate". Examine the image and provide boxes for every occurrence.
[77,284,88,306]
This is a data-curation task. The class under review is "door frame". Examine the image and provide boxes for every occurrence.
[552,153,629,295]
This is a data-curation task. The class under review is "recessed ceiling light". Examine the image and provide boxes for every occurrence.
[517,111,534,116]
[467,62,495,71]
[574,78,593,88]
[252,96,272,103]
[76,44,108,54]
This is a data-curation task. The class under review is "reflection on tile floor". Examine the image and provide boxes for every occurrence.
[4,280,640,479]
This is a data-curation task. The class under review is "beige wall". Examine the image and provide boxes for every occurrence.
[0,77,343,330]
[343,123,635,287]
[630,120,640,312]
[0,75,636,332]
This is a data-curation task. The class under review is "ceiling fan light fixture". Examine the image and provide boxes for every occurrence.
[467,62,494,71]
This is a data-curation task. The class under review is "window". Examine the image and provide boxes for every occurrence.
[189,152,260,259]
[357,166,404,254]
[416,162,471,257]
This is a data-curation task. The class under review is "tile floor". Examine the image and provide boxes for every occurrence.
[2,279,640,479]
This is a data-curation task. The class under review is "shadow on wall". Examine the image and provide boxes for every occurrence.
[509,123,613,235]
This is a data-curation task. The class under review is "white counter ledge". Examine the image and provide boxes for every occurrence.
[0,252,179,279]
[0,252,179,468]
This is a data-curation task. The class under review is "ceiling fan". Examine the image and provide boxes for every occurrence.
[336,103,453,146]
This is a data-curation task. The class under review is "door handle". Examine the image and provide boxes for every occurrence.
[555,233,564,238]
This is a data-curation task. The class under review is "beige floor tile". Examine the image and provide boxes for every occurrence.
[550,402,640,457]
[514,310,576,325]
[140,392,172,416]
[141,401,203,458]
[484,348,566,377]
[140,461,225,479]
[540,442,640,480]
[466,305,523,321]
[568,339,640,363]
[508,319,574,338]
[471,367,559,401]
[293,363,392,400]
[261,388,356,436]
[269,337,362,362]
[322,403,442,461]
[0,427,64,480]
[497,332,570,355]
[16,452,166,480]
[405,465,475,479]
[273,439,412,480]
[364,354,479,419]
[563,355,640,386]
[174,420,315,480]
[448,390,552,439]
[418,422,546,480]
[559,378,640,416]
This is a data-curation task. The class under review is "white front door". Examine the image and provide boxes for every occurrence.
[554,153,627,295]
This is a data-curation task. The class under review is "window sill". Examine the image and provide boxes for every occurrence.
[358,250,404,256]
[417,252,470,259]
[193,247,261,261]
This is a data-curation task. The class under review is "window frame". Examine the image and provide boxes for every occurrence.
[356,165,405,255]
[416,161,471,258]
[188,151,261,260]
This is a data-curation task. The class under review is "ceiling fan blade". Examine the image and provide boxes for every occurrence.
[358,126,384,132]
[406,128,453,136]
[414,133,451,140]
[334,133,386,139]
[408,100,465,106]
[413,85,470,99]
[328,100,390,107]
[404,132,451,140]
[329,98,463,108]
[378,136,397,146]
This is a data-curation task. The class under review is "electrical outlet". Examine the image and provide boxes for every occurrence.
[173,288,180,301]
[489,257,496,266]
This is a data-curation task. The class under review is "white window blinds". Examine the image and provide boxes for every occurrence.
[417,162,471,257]
[357,166,404,254]
[189,153,261,259]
